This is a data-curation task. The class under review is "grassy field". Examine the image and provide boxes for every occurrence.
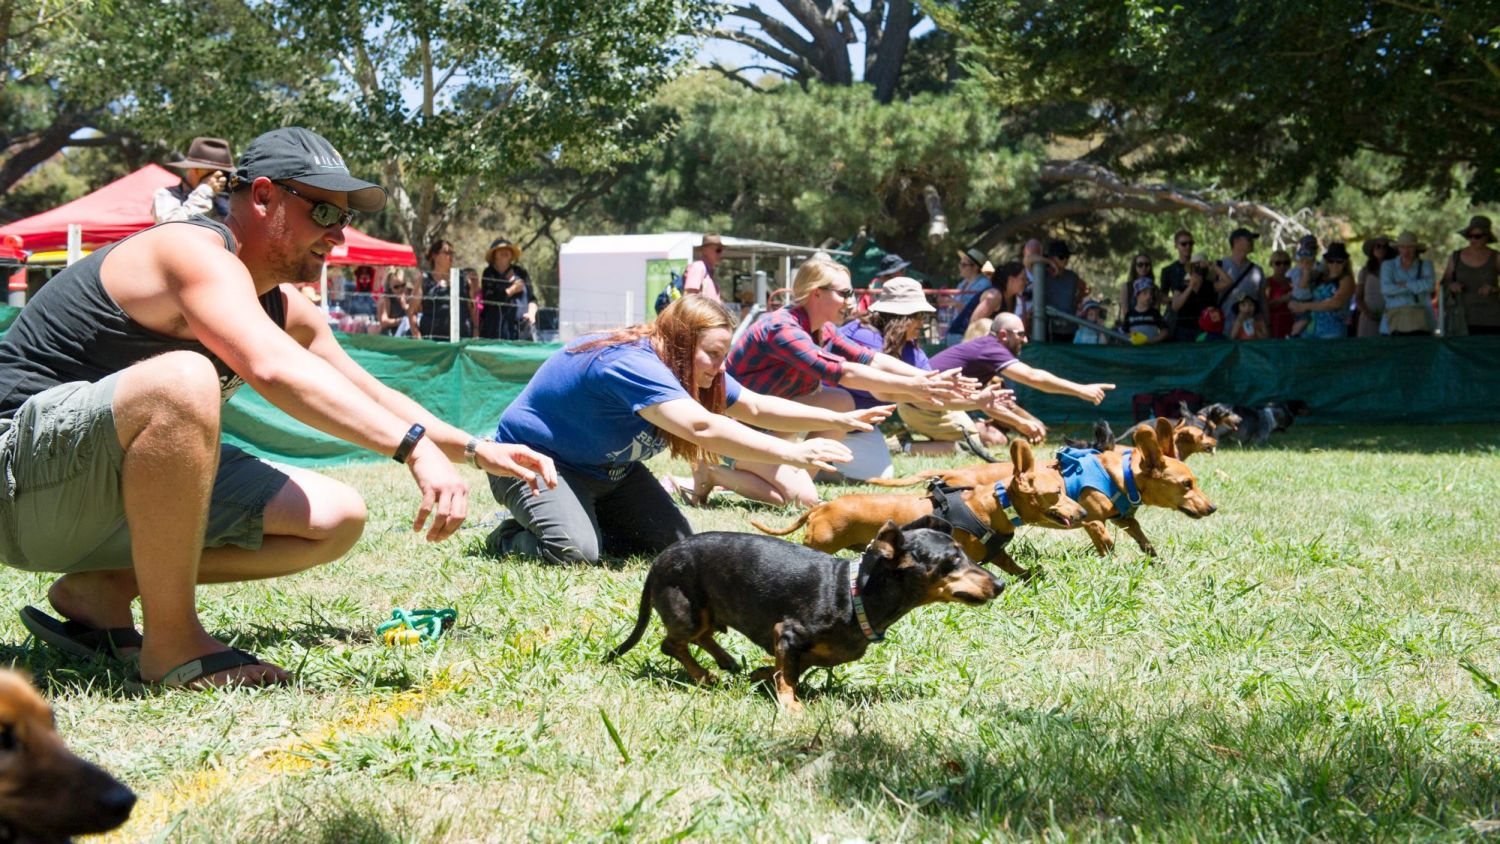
[5,424,1500,843]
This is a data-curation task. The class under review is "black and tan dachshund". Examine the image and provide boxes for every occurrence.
[608,517,1002,711]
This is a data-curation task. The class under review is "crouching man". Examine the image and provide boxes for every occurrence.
[0,128,554,690]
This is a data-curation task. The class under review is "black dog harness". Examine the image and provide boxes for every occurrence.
[925,479,1018,564]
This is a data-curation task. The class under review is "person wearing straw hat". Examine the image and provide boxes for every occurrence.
[0,127,555,691]
[1380,231,1435,336]
[683,233,724,303]
[1439,215,1500,335]
[151,136,235,223]
[480,238,532,340]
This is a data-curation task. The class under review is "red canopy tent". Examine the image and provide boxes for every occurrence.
[0,164,415,266]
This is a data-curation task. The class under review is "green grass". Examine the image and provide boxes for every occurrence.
[6,424,1500,842]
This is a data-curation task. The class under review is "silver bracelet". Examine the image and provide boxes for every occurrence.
[464,435,489,468]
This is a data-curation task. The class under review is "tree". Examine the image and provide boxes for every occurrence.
[0,0,306,204]
[945,0,1500,244]
[268,0,717,257]
[711,0,925,103]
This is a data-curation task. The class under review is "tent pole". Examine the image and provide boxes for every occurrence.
[66,225,82,267]
[320,263,329,314]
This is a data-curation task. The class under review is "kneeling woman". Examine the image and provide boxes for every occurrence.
[488,296,889,565]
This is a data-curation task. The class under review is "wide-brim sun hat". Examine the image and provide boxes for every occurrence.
[868,277,935,315]
[1459,215,1496,243]
[486,238,522,263]
[1362,235,1392,258]
[1392,231,1426,251]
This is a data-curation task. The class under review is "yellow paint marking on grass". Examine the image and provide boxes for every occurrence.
[98,670,473,842]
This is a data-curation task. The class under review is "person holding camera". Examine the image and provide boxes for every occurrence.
[152,137,235,223]
[1167,251,1221,342]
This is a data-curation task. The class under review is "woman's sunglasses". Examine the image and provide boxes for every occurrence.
[277,182,353,229]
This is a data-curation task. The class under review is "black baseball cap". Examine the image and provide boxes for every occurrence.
[1228,227,1259,244]
[232,127,386,212]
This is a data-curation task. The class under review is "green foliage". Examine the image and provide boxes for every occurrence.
[954,0,1500,201]
[599,74,1044,268]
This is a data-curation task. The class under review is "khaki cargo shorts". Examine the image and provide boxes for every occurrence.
[0,373,291,574]
[896,403,978,441]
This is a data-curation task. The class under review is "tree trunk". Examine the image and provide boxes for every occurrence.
[864,0,914,103]
[0,118,88,199]
[922,184,948,244]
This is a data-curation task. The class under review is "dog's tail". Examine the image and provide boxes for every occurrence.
[606,570,655,662]
[748,510,812,536]
[865,469,945,488]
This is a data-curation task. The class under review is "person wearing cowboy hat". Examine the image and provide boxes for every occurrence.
[1439,215,1500,335]
[151,136,235,223]
[479,238,534,340]
[683,233,724,304]
[1380,231,1435,336]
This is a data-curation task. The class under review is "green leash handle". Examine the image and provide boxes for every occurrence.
[376,607,457,643]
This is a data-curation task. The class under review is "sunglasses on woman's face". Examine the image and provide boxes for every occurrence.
[276,182,352,229]
[826,286,854,299]
[1469,233,1487,241]
[1272,260,1290,267]
[1135,261,1151,268]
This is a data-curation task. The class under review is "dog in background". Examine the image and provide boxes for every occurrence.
[608,518,1002,711]
[0,670,135,842]
[1229,400,1309,445]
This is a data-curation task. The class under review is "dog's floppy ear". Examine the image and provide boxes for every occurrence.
[902,514,952,536]
[1153,416,1178,460]
[1134,422,1165,470]
[868,519,904,563]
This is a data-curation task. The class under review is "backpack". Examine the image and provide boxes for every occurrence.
[653,271,686,315]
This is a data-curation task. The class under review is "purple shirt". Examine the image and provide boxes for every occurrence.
[829,320,930,408]
[929,335,1018,384]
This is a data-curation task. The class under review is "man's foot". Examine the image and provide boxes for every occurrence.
[136,630,290,689]
[46,573,141,656]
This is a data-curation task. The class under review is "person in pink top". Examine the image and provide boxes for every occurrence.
[683,232,724,303]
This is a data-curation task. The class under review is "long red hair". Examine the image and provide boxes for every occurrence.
[570,296,736,463]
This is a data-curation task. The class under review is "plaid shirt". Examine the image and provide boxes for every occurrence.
[728,306,875,398]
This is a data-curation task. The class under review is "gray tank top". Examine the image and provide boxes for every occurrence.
[0,218,287,420]
[1451,249,1500,328]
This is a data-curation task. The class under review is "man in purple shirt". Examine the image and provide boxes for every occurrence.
[932,313,1116,442]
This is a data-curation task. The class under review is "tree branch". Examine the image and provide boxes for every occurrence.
[724,4,816,62]
[1038,160,1309,239]
[710,27,820,79]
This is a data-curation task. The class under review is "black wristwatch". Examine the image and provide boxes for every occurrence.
[392,423,426,463]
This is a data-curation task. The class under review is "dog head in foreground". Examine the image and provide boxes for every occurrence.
[866,515,1005,607]
[0,670,135,843]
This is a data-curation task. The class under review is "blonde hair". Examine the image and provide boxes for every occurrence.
[963,317,993,342]
[570,296,735,464]
[792,257,850,305]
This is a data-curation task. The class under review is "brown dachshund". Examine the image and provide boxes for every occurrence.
[0,670,135,842]
[1057,417,1217,557]
[750,440,1085,580]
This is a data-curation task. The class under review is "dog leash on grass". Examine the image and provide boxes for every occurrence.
[377,608,457,645]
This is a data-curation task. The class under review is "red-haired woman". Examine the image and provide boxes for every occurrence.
[487,296,888,565]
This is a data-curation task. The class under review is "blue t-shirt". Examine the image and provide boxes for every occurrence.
[497,338,742,479]
[829,320,930,409]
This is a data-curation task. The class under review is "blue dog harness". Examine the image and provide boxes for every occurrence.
[1056,446,1141,518]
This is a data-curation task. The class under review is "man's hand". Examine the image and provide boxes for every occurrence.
[476,441,557,495]
[975,381,1016,410]
[1480,285,1495,297]
[1018,418,1046,443]
[833,405,895,432]
[406,439,469,542]
[913,368,978,406]
[785,438,853,474]
[203,171,227,193]
[1079,383,1115,405]
[1287,301,1307,314]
